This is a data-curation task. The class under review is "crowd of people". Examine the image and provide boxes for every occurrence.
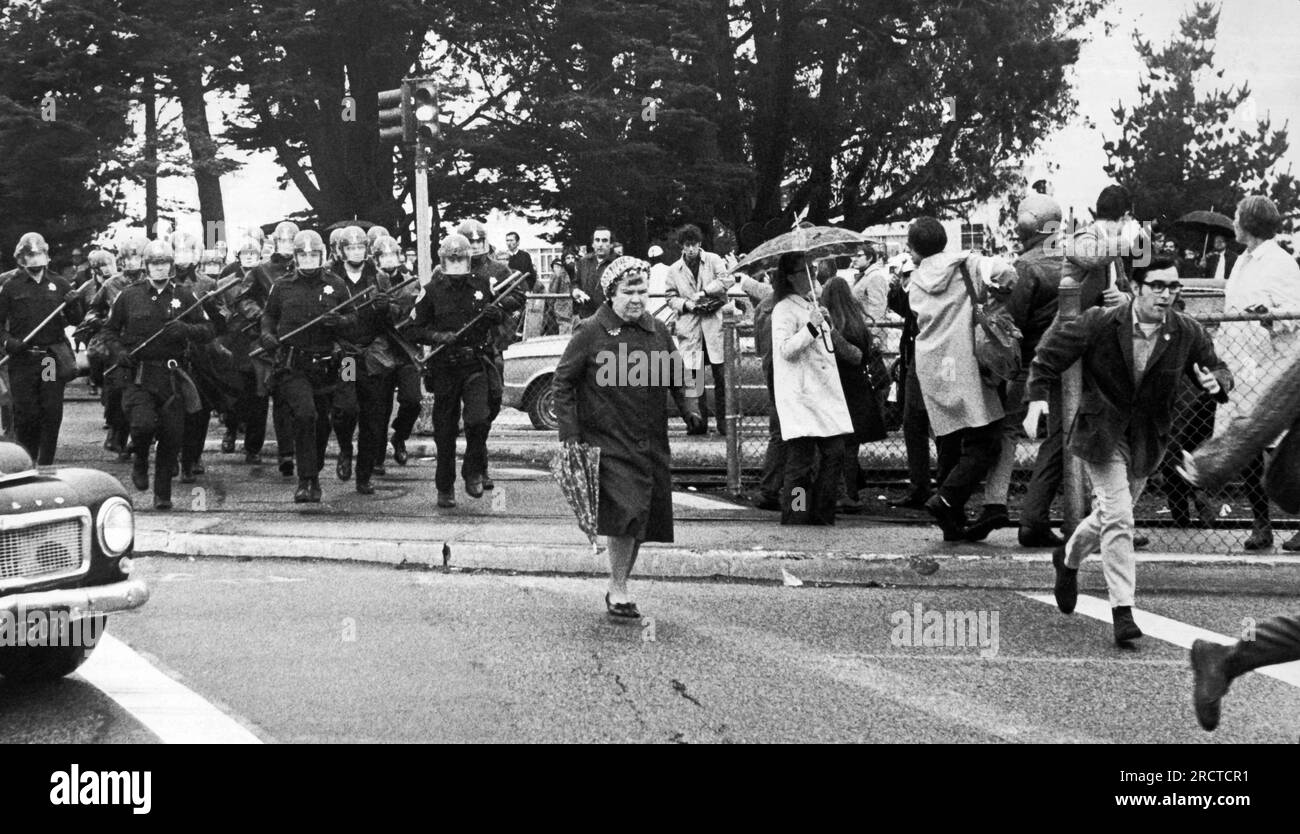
[0,217,529,510]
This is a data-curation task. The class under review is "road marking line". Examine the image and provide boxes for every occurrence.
[671,491,746,511]
[1020,593,1300,688]
[77,634,263,744]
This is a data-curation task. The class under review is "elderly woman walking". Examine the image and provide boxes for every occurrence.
[1217,195,1300,550]
[553,257,705,619]
[771,252,854,525]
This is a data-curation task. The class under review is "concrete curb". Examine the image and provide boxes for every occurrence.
[133,530,1300,592]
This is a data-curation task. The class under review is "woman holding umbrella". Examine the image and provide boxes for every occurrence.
[552,257,705,619]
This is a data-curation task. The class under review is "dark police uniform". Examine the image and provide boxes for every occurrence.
[174,266,226,479]
[328,259,395,486]
[384,267,424,463]
[409,267,521,496]
[261,268,355,488]
[0,268,84,464]
[86,272,142,457]
[103,280,213,503]
[230,255,294,464]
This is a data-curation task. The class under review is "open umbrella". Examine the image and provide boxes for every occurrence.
[733,223,869,273]
[551,442,602,555]
[1176,210,1235,260]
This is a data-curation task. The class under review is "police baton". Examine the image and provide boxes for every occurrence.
[0,274,99,369]
[103,273,243,375]
[417,270,530,366]
[248,281,387,359]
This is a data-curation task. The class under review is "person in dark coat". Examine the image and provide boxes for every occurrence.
[821,276,887,513]
[553,256,704,619]
[1178,330,1300,730]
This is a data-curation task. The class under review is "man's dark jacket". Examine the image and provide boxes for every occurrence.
[1026,301,1233,479]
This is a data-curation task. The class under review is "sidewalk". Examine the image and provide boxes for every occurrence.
[132,504,1300,594]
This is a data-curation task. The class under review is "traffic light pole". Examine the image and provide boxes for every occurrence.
[414,149,432,284]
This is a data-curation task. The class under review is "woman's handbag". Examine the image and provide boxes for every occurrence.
[958,261,1022,384]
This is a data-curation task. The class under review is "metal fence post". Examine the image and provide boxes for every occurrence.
[722,308,742,496]
[1057,276,1087,535]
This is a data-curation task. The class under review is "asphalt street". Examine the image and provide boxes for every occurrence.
[4,556,1299,743]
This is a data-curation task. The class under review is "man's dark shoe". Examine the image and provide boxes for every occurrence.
[1190,639,1232,731]
[437,491,456,509]
[1133,533,1150,550]
[294,479,311,504]
[131,457,149,492]
[924,494,966,542]
[391,438,409,466]
[373,462,387,477]
[1113,606,1144,645]
[336,450,353,482]
[1052,545,1078,614]
[279,457,294,477]
[244,451,262,464]
[465,476,485,498]
[356,478,375,495]
[964,504,1009,542]
[308,478,322,503]
[192,460,205,475]
[1283,531,1300,552]
[890,492,932,511]
[153,496,172,511]
[221,430,236,453]
[104,429,121,453]
[1019,524,1065,548]
[483,475,494,490]
[180,465,196,485]
[685,425,707,436]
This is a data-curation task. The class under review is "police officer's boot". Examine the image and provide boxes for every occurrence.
[294,478,312,503]
[336,448,353,481]
[437,491,456,509]
[104,428,121,453]
[308,477,323,503]
[221,428,237,453]
[483,472,494,491]
[391,437,409,466]
[153,460,173,511]
[279,455,295,477]
[465,476,485,498]
[181,462,197,484]
[356,476,375,495]
[130,440,150,492]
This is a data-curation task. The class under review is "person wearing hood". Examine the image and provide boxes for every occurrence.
[103,240,214,509]
[0,232,85,464]
[974,194,1066,546]
[905,218,1017,540]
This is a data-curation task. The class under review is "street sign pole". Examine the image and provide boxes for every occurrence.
[414,148,432,284]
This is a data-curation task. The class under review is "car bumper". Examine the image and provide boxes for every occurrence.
[1,579,150,617]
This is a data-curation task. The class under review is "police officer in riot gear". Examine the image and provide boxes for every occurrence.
[103,240,214,509]
[327,225,374,483]
[0,232,85,464]
[91,235,150,458]
[260,230,356,504]
[171,231,224,483]
[409,233,522,508]
[372,235,422,468]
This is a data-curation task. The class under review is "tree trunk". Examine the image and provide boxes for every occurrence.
[747,0,801,225]
[174,64,226,233]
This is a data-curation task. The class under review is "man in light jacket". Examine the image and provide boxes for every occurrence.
[906,217,1017,542]
[664,224,731,435]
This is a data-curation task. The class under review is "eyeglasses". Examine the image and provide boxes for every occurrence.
[1145,281,1182,295]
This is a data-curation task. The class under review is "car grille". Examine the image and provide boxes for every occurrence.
[0,514,89,585]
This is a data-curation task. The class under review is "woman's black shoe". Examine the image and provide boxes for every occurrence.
[1113,606,1144,645]
[924,495,966,542]
[964,504,1009,542]
[890,492,932,510]
[1052,546,1077,614]
[605,593,641,620]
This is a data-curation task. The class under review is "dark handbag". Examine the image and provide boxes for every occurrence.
[958,261,1022,385]
[692,295,725,316]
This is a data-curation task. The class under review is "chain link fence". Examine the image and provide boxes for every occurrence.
[721,302,1300,555]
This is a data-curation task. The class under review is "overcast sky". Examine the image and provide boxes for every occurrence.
[139,0,1300,243]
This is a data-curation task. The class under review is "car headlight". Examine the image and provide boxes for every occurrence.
[96,496,134,556]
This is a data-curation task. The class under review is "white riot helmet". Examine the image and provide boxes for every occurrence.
[273,221,300,257]
[13,232,50,273]
[142,239,175,287]
[455,219,489,257]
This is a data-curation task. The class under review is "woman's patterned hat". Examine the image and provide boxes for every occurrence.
[601,256,650,298]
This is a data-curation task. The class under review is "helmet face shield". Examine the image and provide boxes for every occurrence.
[275,238,296,256]
[296,251,323,271]
[147,262,173,283]
[343,243,367,265]
[377,252,402,271]
[20,252,50,270]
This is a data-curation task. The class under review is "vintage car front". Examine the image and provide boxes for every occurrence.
[0,441,146,681]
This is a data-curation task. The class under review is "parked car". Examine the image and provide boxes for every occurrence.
[0,441,145,681]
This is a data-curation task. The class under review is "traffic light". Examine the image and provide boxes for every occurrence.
[377,84,411,144]
[410,78,439,153]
